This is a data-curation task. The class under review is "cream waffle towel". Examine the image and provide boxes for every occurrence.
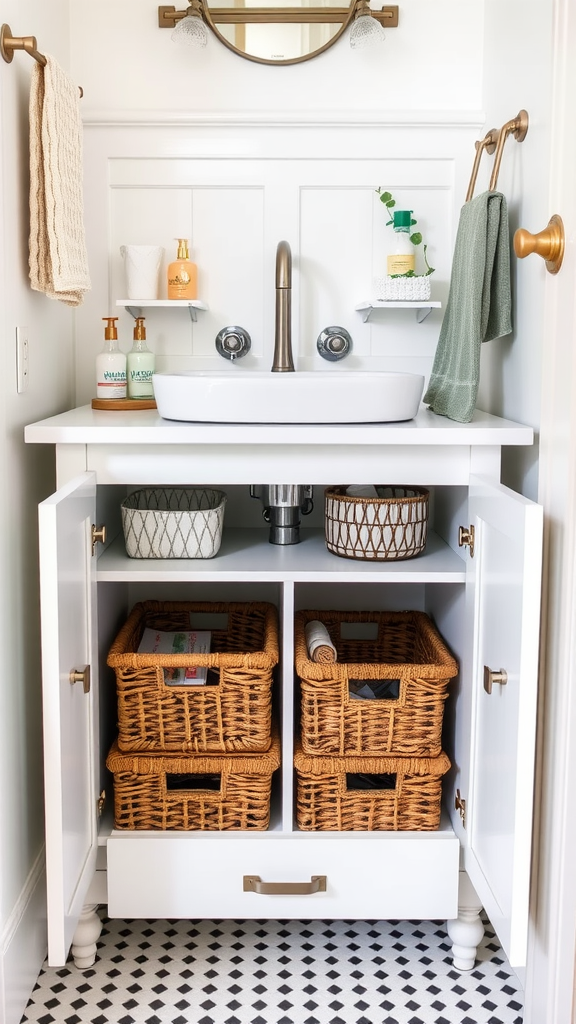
[29,57,91,306]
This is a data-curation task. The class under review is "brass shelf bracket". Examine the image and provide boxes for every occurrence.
[514,214,565,276]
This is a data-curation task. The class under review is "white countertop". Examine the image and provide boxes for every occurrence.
[24,405,534,447]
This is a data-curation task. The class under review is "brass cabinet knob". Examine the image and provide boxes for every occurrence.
[91,523,106,556]
[513,214,565,275]
[483,665,508,695]
[70,665,91,693]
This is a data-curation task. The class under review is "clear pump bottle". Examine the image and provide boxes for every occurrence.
[387,210,416,276]
[127,317,155,399]
[96,317,126,399]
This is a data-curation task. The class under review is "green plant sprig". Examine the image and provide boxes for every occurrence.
[376,188,435,276]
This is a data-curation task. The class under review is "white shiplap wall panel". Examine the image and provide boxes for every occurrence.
[192,187,265,359]
[75,122,479,404]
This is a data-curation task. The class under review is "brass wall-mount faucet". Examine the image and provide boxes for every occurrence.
[272,240,294,372]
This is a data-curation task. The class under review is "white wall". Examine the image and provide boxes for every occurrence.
[70,0,483,117]
[0,2,76,1021]
[68,1,487,407]
[476,0,552,501]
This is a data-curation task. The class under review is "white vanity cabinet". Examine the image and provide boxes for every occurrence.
[25,406,542,973]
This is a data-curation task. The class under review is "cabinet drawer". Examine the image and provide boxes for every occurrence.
[107,830,459,920]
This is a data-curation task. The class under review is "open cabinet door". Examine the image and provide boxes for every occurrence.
[39,472,99,966]
[464,476,543,968]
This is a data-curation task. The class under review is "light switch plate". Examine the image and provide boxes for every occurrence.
[16,326,29,393]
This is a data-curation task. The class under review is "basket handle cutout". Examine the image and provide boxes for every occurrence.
[166,772,221,792]
[339,621,379,641]
[346,772,397,791]
[348,678,400,701]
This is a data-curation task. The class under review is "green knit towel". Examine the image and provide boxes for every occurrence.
[423,191,512,423]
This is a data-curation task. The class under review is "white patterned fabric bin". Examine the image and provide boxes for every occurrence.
[121,488,227,559]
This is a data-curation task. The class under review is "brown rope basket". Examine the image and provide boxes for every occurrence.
[324,486,429,561]
[294,740,450,831]
[107,730,281,831]
[295,609,458,757]
[107,600,279,754]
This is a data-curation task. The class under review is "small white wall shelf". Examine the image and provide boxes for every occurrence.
[116,299,208,322]
[355,300,442,324]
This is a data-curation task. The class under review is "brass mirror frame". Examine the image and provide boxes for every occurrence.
[159,4,398,65]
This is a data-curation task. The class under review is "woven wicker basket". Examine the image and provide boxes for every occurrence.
[107,730,281,830]
[294,740,450,831]
[295,609,458,757]
[107,600,279,754]
[121,487,226,559]
[325,486,429,562]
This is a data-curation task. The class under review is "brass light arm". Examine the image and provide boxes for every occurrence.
[159,3,398,26]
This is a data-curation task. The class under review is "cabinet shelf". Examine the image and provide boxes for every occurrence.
[97,528,465,583]
[356,300,442,324]
[116,298,208,322]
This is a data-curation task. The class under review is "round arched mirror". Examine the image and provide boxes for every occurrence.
[204,1,354,65]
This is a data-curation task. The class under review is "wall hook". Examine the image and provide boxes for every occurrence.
[514,214,565,275]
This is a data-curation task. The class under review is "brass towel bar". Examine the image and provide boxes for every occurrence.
[466,109,528,201]
[0,24,83,96]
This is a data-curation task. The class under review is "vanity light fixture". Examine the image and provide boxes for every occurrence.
[349,0,387,48]
[170,0,208,47]
[159,4,397,64]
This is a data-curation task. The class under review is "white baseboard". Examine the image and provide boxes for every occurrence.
[0,849,47,1024]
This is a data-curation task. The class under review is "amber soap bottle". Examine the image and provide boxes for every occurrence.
[167,238,198,300]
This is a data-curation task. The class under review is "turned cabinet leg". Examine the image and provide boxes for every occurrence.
[446,871,484,971]
[70,903,102,969]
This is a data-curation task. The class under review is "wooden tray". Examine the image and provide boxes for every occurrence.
[92,398,157,411]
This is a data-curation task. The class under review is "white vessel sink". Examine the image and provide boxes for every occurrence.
[153,370,425,424]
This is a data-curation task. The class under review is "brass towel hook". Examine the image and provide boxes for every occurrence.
[489,109,529,192]
[465,127,499,202]
[514,214,565,275]
[1,23,46,65]
[1,22,83,95]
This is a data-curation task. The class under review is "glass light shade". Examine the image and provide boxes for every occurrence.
[349,11,386,49]
[171,10,208,48]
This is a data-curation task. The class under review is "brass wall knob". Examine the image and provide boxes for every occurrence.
[513,214,565,275]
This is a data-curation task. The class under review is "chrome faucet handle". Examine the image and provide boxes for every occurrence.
[317,326,353,361]
[215,326,251,361]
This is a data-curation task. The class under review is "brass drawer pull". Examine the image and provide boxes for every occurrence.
[243,874,327,895]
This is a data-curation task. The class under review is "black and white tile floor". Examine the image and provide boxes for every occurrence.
[21,914,523,1024]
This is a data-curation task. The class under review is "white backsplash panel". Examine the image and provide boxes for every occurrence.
[77,120,478,406]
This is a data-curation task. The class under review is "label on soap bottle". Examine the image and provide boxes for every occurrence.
[387,254,416,276]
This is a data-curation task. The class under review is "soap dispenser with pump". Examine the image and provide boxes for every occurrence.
[167,238,198,300]
[127,317,155,399]
[387,210,416,276]
[96,317,126,399]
